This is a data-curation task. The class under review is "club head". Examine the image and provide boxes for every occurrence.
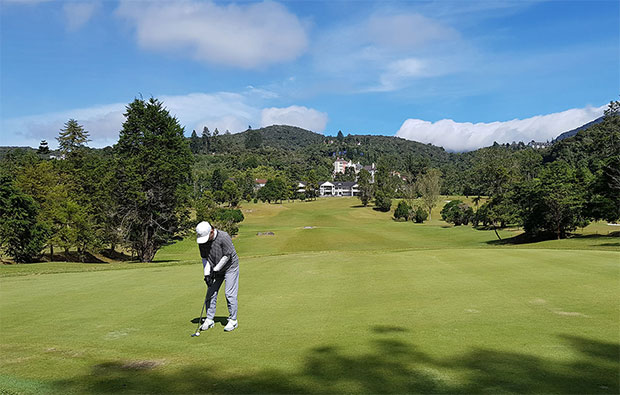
[191,331,200,337]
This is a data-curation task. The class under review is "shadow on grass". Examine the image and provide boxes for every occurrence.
[190,316,229,326]
[486,230,620,246]
[49,333,618,394]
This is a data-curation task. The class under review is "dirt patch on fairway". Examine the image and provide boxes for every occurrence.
[529,298,547,305]
[257,232,275,236]
[104,328,138,340]
[465,309,480,313]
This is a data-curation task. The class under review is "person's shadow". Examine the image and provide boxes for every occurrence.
[190,316,229,326]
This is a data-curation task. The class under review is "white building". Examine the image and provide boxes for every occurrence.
[319,181,358,197]
[333,158,354,174]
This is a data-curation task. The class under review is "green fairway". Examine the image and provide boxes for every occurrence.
[1,198,619,394]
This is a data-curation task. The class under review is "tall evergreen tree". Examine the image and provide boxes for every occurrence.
[114,98,193,262]
[37,140,50,155]
[57,119,89,158]
[201,127,211,153]
[357,169,373,206]
[190,130,201,154]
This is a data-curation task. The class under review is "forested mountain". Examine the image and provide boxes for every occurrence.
[220,125,325,150]
[555,116,604,141]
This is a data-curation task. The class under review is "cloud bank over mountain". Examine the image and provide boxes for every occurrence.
[396,105,607,152]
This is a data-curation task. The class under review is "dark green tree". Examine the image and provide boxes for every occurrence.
[441,200,474,226]
[37,140,50,155]
[374,189,392,212]
[393,200,411,221]
[0,175,48,262]
[222,179,241,207]
[306,169,319,200]
[515,161,588,240]
[245,129,263,149]
[190,130,202,154]
[114,98,193,262]
[209,207,245,236]
[357,169,373,206]
[201,127,211,153]
[210,168,227,191]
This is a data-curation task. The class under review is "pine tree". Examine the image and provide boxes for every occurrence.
[57,119,89,158]
[190,130,201,154]
[37,140,50,155]
[114,98,193,262]
[201,127,211,153]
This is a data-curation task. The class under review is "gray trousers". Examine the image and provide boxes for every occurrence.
[206,264,239,321]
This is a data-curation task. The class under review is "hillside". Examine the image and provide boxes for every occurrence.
[555,116,604,141]
[219,125,325,150]
[215,124,449,164]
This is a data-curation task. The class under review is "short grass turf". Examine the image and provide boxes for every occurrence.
[1,197,619,394]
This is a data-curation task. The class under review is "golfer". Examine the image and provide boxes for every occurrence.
[196,221,239,332]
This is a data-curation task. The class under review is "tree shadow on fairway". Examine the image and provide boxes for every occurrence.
[487,232,620,246]
[49,334,619,394]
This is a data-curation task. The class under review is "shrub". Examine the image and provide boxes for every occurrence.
[393,200,411,221]
[209,208,245,236]
[374,190,392,212]
[441,200,474,226]
[412,206,428,223]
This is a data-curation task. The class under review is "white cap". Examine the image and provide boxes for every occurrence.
[196,221,212,244]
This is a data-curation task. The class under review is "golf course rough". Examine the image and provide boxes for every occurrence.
[1,197,618,394]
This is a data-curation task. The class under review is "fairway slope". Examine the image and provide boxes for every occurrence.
[1,198,618,394]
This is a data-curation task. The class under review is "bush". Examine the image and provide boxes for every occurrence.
[393,200,411,221]
[441,200,474,226]
[208,208,245,236]
[412,206,428,223]
[374,190,392,212]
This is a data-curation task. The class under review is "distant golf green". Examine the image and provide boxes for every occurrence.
[1,197,618,394]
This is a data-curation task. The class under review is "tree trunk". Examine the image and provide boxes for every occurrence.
[50,244,54,261]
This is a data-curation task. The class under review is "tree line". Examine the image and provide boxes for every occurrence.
[1,98,618,263]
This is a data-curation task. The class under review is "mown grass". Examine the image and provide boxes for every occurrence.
[1,197,618,394]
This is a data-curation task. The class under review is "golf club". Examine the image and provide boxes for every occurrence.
[191,288,208,337]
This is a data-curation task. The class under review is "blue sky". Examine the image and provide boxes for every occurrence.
[1,0,618,151]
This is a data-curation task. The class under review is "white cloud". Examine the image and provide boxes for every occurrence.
[1,103,126,149]
[396,105,607,152]
[312,11,462,93]
[63,2,100,31]
[1,93,328,148]
[260,105,328,132]
[116,0,308,69]
[366,13,458,50]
